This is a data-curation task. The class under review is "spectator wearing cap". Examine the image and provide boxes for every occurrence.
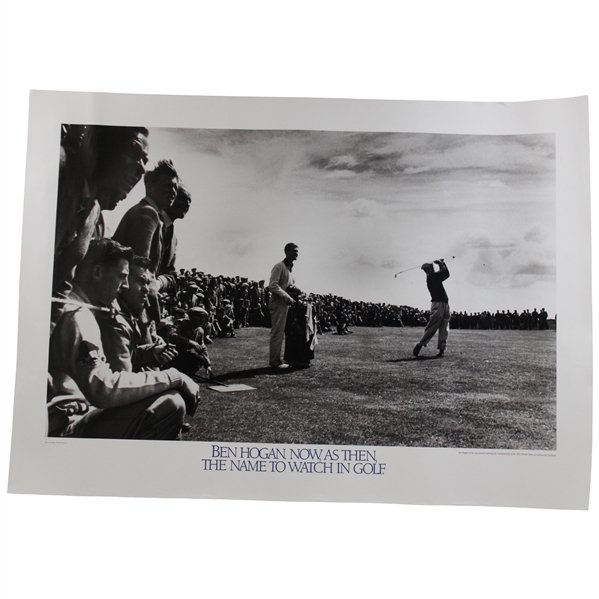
[216,300,235,338]
[249,281,265,327]
[157,184,192,288]
[158,308,208,376]
[187,307,213,378]
[182,283,202,309]
[234,282,250,328]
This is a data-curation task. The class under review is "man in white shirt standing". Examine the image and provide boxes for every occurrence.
[268,243,299,369]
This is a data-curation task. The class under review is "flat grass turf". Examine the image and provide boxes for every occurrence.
[183,326,556,450]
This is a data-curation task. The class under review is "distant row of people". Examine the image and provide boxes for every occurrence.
[450,309,553,330]
[152,266,555,340]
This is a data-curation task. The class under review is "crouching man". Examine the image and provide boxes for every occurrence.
[103,255,178,373]
[48,238,199,439]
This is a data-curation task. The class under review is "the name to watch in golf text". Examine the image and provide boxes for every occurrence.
[202,445,387,475]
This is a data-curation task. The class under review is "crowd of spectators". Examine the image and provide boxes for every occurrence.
[48,125,201,441]
[450,309,553,331]
[154,269,555,336]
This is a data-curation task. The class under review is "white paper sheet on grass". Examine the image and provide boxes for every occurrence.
[208,384,256,392]
[7,92,591,509]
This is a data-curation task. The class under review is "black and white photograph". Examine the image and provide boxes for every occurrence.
[49,125,557,450]
[2,2,597,599]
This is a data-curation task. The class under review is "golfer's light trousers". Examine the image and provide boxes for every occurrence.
[419,301,450,351]
[269,298,289,366]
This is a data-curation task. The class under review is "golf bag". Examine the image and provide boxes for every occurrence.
[284,300,316,366]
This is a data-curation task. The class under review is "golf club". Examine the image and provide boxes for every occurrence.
[394,255,455,277]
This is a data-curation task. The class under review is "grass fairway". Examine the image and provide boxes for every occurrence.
[184,327,556,450]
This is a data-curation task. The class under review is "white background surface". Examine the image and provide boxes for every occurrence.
[1,1,596,598]
[11,92,587,508]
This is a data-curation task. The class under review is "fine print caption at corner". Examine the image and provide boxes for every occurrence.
[204,445,387,475]
[458,450,557,457]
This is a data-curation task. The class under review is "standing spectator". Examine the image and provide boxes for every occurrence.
[113,159,179,272]
[216,300,235,338]
[158,184,192,281]
[268,243,299,369]
[234,282,250,328]
[248,281,265,327]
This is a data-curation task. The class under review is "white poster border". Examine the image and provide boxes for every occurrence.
[7,91,591,509]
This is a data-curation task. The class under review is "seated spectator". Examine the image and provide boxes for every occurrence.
[187,307,213,379]
[157,309,207,377]
[102,256,178,372]
[202,306,217,343]
[333,304,351,335]
[48,238,199,439]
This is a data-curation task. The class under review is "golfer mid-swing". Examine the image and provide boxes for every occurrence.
[413,259,450,358]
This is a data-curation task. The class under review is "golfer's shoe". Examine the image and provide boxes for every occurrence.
[437,350,445,358]
[271,363,291,370]
[413,344,422,357]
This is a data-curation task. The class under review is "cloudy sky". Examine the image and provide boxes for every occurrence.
[105,128,556,315]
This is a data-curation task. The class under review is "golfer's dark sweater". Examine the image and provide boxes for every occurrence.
[426,268,449,302]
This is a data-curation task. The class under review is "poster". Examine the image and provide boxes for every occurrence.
[7,91,591,508]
